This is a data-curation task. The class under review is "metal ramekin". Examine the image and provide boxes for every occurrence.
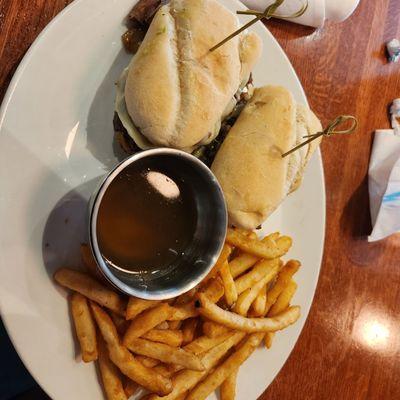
[89,148,227,300]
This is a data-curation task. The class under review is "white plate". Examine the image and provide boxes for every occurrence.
[0,0,325,399]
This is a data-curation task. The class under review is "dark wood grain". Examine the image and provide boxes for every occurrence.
[1,1,400,400]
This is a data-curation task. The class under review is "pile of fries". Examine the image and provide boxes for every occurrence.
[54,228,301,400]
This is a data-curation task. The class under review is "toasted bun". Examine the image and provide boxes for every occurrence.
[124,0,262,150]
[211,86,321,230]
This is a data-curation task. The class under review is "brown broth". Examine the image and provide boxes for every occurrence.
[97,158,198,274]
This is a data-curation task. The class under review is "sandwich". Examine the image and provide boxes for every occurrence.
[211,85,322,230]
[115,0,262,153]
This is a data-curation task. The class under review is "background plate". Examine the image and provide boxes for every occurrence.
[0,0,325,399]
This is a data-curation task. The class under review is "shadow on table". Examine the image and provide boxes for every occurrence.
[341,175,372,239]
[267,18,316,39]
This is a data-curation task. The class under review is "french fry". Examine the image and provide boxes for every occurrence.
[269,280,298,316]
[168,303,198,321]
[155,321,169,330]
[142,329,183,347]
[199,277,224,303]
[123,303,173,345]
[196,293,300,333]
[182,319,198,345]
[98,336,127,400]
[233,228,252,236]
[219,260,237,307]
[126,297,159,320]
[90,302,172,395]
[202,321,230,338]
[220,369,238,400]
[125,337,204,371]
[204,244,232,282]
[265,280,298,348]
[184,332,234,355]
[136,355,160,368]
[123,379,138,398]
[229,253,258,279]
[110,311,129,335]
[226,228,292,259]
[265,260,301,313]
[54,268,125,316]
[229,232,280,278]
[186,333,264,400]
[70,292,98,362]
[174,288,198,305]
[168,320,182,330]
[250,283,267,317]
[264,332,274,349]
[147,332,245,400]
[153,363,173,378]
[233,262,279,316]
[235,259,279,295]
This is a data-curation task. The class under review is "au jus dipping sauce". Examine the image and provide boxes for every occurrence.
[97,157,198,274]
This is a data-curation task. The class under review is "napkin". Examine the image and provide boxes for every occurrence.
[241,0,360,28]
[368,129,400,242]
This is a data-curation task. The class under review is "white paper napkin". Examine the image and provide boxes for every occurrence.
[368,129,400,242]
[241,0,360,27]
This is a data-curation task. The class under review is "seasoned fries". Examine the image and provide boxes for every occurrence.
[226,228,292,259]
[54,268,125,315]
[147,332,245,400]
[98,337,127,400]
[168,320,182,330]
[196,293,300,332]
[199,278,224,303]
[70,292,98,362]
[265,260,301,313]
[186,333,264,400]
[136,355,160,368]
[168,303,198,321]
[219,260,237,306]
[221,369,238,400]
[91,302,172,395]
[55,228,303,400]
[229,232,280,278]
[110,311,129,335]
[123,379,138,398]
[126,297,159,320]
[202,321,230,338]
[125,337,204,371]
[184,332,234,355]
[204,243,232,282]
[235,259,279,295]
[233,262,279,316]
[182,318,198,345]
[123,303,173,345]
[265,279,298,348]
[142,329,183,347]
[251,283,267,317]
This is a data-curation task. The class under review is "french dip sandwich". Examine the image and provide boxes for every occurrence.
[212,85,322,230]
[115,0,262,152]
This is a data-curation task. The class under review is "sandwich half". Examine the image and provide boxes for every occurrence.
[115,0,262,152]
[211,85,322,230]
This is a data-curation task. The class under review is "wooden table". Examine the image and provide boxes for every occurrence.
[1,1,400,399]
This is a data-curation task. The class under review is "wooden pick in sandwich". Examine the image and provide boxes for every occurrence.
[209,0,308,53]
[281,115,358,158]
